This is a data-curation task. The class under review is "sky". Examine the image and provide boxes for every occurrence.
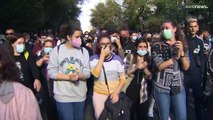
[78,0,104,32]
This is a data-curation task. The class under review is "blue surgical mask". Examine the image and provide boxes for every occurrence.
[16,44,25,53]
[163,29,173,40]
[209,38,213,42]
[137,50,147,56]
[44,47,53,54]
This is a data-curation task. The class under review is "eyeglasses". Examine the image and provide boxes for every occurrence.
[6,33,14,36]
[100,42,111,47]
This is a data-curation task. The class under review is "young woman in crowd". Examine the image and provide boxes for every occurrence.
[151,20,190,120]
[126,39,152,120]
[89,34,126,120]
[0,49,42,120]
[36,40,58,120]
[10,33,41,93]
[47,24,90,120]
[109,30,125,60]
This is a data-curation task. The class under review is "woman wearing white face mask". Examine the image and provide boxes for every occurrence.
[47,24,90,120]
[125,39,152,120]
[10,33,41,93]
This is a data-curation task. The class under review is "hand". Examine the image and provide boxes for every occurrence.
[137,61,148,70]
[174,41,184,59]
[110,92,119,104]
[137,56,143,63]
[174,41,183,50]
[101,46,110,58]
[115,38,122,48]
[69,72,79,82]
[34,79,41,92]
[42,55,50,62]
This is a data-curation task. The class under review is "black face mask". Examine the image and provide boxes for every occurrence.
[120,36,128,44]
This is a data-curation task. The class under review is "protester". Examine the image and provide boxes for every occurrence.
[184,18,205,120]
[47,24,90,120]
[89,34,126,120]
[10,33,41,93]
[0,48,42,120]
[109,30,125,60]
[152,20,190,120]
[119,27,136,55]
[36,40,58,120]
[126,39,152,120]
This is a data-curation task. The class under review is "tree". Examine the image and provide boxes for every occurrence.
[90,0,213,32]
[0,0,83,33]
[90,0,122,30]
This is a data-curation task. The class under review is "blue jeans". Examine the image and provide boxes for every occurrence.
[56,101,85,120]
[154,89,186,120]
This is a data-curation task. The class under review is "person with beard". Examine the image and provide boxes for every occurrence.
[89,34,126,120]
[119,27,136,56]
[184,18,205,120]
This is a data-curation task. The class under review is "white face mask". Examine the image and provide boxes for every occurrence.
[16,44,25,53]
[111,36,116,43]
[131,36,137,41]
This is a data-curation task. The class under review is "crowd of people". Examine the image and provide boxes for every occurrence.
[0,18,213,120]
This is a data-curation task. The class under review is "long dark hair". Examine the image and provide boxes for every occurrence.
[95,34,111,54]
[133,39,150,64]
[0,49,20,82]
[59,24,81,40]
[161,20,187,52]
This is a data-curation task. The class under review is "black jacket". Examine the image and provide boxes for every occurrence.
[14,47,40,92]
[184,35,205,76]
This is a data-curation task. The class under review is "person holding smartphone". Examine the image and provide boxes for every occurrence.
[151,20,190,120]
